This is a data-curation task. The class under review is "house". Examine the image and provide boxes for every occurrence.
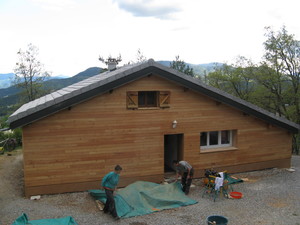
[8,59,300,197]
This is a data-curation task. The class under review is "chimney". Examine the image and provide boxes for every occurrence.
[107,60,117,71]
[99,55,122,72]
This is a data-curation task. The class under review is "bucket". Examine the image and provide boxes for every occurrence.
[230,191,243,199]
[206,215,228,225]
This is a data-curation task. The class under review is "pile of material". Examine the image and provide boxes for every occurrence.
[89,181,197,218]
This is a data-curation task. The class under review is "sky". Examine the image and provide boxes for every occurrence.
[1,0,300,77]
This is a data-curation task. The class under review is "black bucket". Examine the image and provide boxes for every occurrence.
[206,215,228,225]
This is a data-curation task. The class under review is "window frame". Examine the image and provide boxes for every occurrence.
[126,91,170,109]
[138,91,158,108]
[200,130,233,150]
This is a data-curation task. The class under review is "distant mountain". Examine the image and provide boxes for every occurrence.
[0,73,14,89]
[0,67,104,116]
[0,73,68,89]
[41,67,103,92]
[157,61,222,76]
[0,67,103,97]
[45,75,69,80]
[188,62,222,76]
[157,61,171,67]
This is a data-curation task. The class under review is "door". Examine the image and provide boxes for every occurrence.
[164,134,183,172]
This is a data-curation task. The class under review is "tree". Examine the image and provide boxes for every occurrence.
[99,54,122,65]
[124,49,147,65]
[170,55,194,77]
[135,48,147,63]
[262,26,300,154]
[13,43,50,102]
[263,26,300,123]
[252,63,289,116]
[193,27,300,154]
[206,56,256,101]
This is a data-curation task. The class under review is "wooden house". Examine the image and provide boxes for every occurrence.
[8,59,300,197]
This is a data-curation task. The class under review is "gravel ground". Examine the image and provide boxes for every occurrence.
[1,149,300,225]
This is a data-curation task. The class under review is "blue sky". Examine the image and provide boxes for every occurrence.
[1,0,299,77]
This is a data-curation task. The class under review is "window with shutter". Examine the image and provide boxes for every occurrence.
[138,91,158,107]
[127,91,170,109]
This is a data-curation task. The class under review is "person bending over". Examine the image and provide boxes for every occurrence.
[173,160,194,195]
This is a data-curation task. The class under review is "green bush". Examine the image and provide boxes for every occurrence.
[0,116,22,152]
[13,128,22,146]
[0,129,21,153]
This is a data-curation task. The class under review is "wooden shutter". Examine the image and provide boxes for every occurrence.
[127,91,138,109]
[159,91,170,108]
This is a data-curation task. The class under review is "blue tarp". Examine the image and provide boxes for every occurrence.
[11,213,78,225]
[89,181,197,218]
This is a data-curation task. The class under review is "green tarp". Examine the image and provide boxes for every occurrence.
[89,181,197,218]
[227,176,243,185]
[11,213,78,225]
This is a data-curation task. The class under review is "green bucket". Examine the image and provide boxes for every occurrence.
[206,215,228,225]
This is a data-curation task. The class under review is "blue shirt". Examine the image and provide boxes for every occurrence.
[101,171,120,189]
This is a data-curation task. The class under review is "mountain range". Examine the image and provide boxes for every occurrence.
[0,73,68,89]
[0,61,219,117]
[158,61,220,75]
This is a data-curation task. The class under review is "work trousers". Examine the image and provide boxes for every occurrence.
[103,189,118,218]
[181,168,194,194]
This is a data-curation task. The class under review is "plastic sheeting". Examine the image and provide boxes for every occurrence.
[11,213,78,225]
[89,181,197,218]
[227,176,243,185]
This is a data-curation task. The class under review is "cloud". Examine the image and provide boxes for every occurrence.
[113,0,181,20]
[30,0,78,12]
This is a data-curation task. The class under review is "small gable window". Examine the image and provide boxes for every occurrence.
[138,91,158,107]
[127,91,170,109]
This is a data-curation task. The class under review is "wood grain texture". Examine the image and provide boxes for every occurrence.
[22,75,292,196]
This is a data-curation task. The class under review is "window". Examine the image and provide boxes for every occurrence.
[138,91,158,107]
[127,91,170,109]
[200,130,233,149]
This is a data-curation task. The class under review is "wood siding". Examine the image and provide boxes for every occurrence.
[22,75,292,196]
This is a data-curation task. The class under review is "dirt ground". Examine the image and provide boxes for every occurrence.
[1,149,300,225]
[0,149,24,197]
[0,149,99,223]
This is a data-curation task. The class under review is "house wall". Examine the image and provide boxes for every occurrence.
[22,75,292,196]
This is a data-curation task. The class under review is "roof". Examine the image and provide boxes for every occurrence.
[7,59,300,133]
